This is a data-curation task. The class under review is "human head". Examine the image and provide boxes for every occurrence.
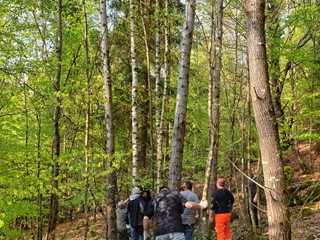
[132,186,141,194]
[142,188,151,198]
[251,168,258,177]
[142,191,147,198]
[217,178,226,188]
[185,181,193,191]
[118,200,126,209]
[159,185,170,192]
[129,186,141,200]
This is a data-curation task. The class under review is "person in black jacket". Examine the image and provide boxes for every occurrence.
[248,174,260,227]
[127,187,147,240]
[143,186,208,239]
[141,188,152,206]
[209,178,234,240]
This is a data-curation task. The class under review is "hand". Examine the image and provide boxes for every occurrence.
[253,193,257,203]
[209,210,214,223]
[144,231,150,240]
[199,200,208,210]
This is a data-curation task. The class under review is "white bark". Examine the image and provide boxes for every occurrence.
[130,0,139,185]
[155,0,163,192]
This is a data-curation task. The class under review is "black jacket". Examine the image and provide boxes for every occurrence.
[127,196,146,227]
[210,188,234,214]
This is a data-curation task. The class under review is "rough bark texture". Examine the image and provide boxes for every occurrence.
[168,0,196,191]
[100,0,117,239]
[246,0,291,239]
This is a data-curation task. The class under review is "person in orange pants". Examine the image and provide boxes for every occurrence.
[209,178,234,240]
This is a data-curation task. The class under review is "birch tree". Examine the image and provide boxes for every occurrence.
[130,0,139,186]
[168,0,196,191]
[155,0,163,191]
[246,0,291,239]
[156,0,171,192]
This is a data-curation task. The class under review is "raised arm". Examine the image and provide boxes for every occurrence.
[185,199,208,210]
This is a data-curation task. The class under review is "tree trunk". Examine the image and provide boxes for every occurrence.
[201,0,214,207]
[130,0,139,186]
[266,1,288,150]
[155,0,163,192]
[245,82,252,229]
[139,0,153,172]
[267,0,284,122]
[100,0,117,239]
[246,0,291,239]
[210,0,223,194]
[290,70,308,173]
[156,0,171,193]
[307,32,319,173]
[47,1,62,238]
[168,0,196,191]
[202,0,222,204]
[82,0,90,238]
[36,110,43,240]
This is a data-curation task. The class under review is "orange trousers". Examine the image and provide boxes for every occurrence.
[214,212,232,240]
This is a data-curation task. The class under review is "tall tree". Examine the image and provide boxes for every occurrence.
[168,0,196,191]
[100,0,117,239]
[156,0,171,192]
[47,0,62,239]
[35,108,43,240]
[139,0,153,176]
[155,0,163,192]
[209,0,223,198]
[82,0,90,238]
[130,0,139,186]
[246,0,291,239]
[201,0,215,209]
[200,0,223,236]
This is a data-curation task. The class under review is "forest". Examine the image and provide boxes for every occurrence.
[0,0,319,239]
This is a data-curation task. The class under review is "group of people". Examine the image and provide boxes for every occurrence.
[117,187,151,240]
[117,178,237,240]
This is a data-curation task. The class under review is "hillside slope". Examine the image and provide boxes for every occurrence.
[39,141,320,239]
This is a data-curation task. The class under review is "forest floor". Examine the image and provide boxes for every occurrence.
[44,141,320,239]
[283,140,320,240]
[231,140,320,240]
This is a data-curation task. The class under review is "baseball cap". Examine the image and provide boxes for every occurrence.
[217,178,226,186]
